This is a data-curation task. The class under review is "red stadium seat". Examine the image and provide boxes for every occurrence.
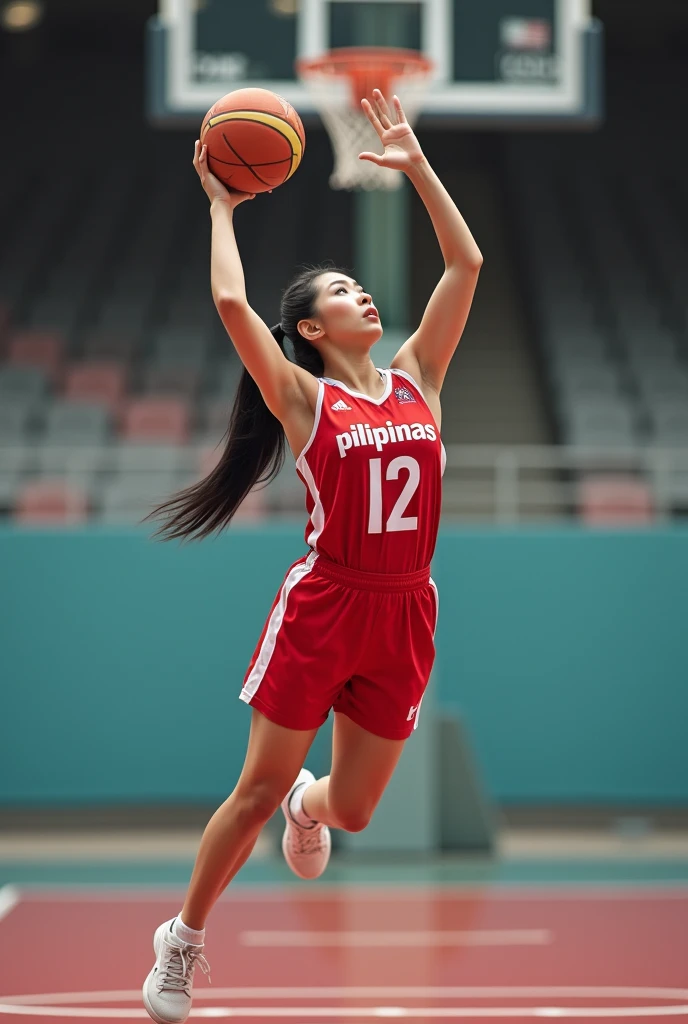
[579,475,654,525]
[198,444,223,478]
[7,330,63,381]
[234,487,267,522]
[15,480,89,525]
[122,397,190,443]
[64,361,128,412]
[196,445,265,520]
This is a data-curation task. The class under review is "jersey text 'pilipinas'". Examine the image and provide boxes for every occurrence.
[295,368,445,574]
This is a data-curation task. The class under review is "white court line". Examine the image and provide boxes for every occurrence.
[14,884,688,902]
[0,885,20,921]
[7,988,688,1004]
[240,930,553,947]
[4,988,688,1018]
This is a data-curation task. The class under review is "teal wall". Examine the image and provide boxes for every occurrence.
[1,527,687,805]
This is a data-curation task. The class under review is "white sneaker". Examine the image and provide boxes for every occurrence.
[142,919,211,1024]
[281,768,331,880]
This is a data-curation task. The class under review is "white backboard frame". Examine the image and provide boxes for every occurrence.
[158,0,595,122]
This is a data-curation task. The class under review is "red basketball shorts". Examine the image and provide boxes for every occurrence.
[240,552,439,741]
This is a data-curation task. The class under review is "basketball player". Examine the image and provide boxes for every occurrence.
[143,90,482,1024]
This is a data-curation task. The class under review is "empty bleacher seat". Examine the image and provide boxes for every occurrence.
[44,400,111,445]
[7,330,63,381]
[141,364,201,401]
[214,360,243,397]
[579,475,654,525]
[202,398,232,439]
[564,402,638,448]
[0,404,34,440]
[0,365,49,403]
[152,328,211,365]
[81,332,135,362]
[64,361,128,412]
[122,397,190,443]
[15,480,89,525]
[98,473,180,524]
[636,366,688,402]
[650,407,688,447]
[113,443,181,474]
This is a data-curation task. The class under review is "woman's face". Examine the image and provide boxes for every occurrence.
[302,272,383,346]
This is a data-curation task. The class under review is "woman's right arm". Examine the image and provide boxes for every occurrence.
[194,143,317,422]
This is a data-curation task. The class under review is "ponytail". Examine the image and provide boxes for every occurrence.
[147,265,339,541]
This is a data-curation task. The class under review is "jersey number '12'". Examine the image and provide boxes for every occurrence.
[367,456,420,534]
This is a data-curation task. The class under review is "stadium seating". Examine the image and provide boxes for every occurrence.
[64,362,128,412]
[15,480,89,525]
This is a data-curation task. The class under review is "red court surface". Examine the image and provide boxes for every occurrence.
[2,885,688,1020]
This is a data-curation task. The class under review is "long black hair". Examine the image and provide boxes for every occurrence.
[147,264,348,541]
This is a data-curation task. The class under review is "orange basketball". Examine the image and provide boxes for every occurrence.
[200,88,306,194]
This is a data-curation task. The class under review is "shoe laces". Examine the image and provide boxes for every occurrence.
[291,820,327,856]
[158,941,211,993]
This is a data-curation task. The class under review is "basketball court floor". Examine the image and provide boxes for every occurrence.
[2,845,688,1022]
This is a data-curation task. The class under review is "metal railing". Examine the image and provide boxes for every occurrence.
[1,443,688,523]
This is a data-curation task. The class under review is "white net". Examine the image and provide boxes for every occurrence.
[299,50,433,191]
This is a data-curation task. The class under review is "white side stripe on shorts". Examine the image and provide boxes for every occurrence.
[414,577,439,733]
[240,558,316,704]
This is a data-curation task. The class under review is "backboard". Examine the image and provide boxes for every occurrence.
[148,0,603,128]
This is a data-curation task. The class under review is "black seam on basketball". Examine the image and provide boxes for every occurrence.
[209,154,294,168]
[219,129,295,187]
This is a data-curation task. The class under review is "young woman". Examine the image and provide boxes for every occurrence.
[142,90,482,1024]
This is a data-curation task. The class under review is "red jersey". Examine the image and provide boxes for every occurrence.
[295,368,445,574]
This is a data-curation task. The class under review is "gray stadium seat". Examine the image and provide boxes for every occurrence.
[214,360,243,396]
[553,364,621,394]
[44,401,111,444]
[152,328,211,364]
[202,398,232,439]
[637,367,688,401]
[0,365,49,401]
[0,444,36,474]
[141,364,201,401]
[0,404,34,440]
[564,403,638,448]
[650,408,688,447]
[267,464,304,513]
[98,473,180,524]
[113,443,181,474]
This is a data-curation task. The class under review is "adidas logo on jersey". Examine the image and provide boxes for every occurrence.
[331,399,352,411]
[336,420,437,458]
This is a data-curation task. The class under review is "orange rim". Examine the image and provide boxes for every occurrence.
[298,47,433,106]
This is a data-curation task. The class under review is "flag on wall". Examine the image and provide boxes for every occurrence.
[500,18,552,51]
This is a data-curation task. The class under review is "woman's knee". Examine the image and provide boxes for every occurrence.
[331,803,373,834]
[233,778,287,826]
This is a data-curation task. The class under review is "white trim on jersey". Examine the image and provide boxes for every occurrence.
[321,368,392,406]
[295,379,324,467]
[390,366,425,397]
[413,577,440,733]
[298,455,325,550]
[391,368,447,478]
[240,558,316,705]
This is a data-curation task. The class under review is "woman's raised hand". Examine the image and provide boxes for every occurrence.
[193,141,256,210]
[359,90,425,172]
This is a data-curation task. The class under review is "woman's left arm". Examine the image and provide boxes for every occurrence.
[360,92,483,396]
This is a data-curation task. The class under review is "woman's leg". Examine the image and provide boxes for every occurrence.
[181,709,318,928]
[301,712,406,833]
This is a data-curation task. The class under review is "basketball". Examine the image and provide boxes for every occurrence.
[200,88,306,194]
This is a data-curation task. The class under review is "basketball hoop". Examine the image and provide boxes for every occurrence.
[297,47,434,191]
